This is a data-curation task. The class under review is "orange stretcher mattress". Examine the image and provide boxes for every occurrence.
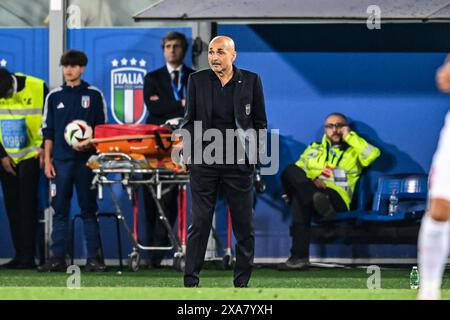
[93,124,178,156]
[88,124,184,171]
[86,153,182,171]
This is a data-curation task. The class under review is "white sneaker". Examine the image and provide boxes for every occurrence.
[418,289,440,300]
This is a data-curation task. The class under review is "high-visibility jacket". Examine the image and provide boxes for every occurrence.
[295,131,380,209]
[0,74,44,164]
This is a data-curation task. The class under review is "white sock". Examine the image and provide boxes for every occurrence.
[418,214,450,300]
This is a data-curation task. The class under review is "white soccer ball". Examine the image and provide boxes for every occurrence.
[64,120,93,147]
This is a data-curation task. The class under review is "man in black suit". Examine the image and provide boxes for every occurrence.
[143,31,194,268]
[144,31,194,125]
[182,36,267,288]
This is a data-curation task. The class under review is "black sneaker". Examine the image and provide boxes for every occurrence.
[37,257,67,272]
[278,257,310,271]
[0,258,21,269]
[313,192,336,221]
[85,258,106,272]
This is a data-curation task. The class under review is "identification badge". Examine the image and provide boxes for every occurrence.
[1,119,28,149]
[333,168,348,187]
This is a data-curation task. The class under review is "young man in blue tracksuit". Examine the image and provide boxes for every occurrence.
[39,50,108,272]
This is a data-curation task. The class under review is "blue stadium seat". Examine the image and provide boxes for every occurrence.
[358,174,428,222]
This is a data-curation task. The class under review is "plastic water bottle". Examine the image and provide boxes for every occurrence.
[410,266,420,289]
[388,189,398,216]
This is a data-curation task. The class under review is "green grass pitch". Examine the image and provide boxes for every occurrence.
[0,266,449,300]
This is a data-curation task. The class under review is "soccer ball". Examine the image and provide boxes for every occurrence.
[64,120,93,147]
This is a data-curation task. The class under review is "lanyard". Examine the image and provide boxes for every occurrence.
[325,143,347,168]
[171,69,184,101]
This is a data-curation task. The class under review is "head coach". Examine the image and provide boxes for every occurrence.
[181,35,268,288]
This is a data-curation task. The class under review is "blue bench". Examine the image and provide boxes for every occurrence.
[312,173,428,224]
[358,173,428,222]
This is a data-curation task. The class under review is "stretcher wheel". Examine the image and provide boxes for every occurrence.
[173,255,185,272]
[222,253,234,270]
[128,251,140,272]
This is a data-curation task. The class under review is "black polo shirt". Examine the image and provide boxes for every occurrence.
[208,69,239,165]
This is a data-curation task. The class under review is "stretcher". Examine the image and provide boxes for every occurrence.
[86,123,266,271]
[88,153,189,272]
[87,123,188,272]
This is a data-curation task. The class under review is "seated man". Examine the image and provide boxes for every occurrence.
[279,113,380,270]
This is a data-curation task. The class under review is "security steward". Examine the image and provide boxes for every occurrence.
[0,68,48,269]
[279,113,380,270]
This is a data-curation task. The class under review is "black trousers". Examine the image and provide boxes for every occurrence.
[281,164,347,259]
[184,165,254,287]
[143,181,178,262]
[0,157,40,263]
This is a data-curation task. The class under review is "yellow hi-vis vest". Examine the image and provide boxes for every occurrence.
[295,132,381,209]
[0,74,44,164]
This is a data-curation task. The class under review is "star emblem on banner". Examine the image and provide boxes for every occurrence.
[111,58,146,68]
[0,59,7,67]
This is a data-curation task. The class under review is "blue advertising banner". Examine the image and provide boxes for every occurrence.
[67,28,192,125]
[0,28,48,81]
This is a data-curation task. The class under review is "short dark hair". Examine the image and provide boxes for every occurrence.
[0,68,13,99]
[161,31,188,53]
[60,50,88,67]
[325,112,348,124]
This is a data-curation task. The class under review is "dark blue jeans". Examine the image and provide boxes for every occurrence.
[50,159,100,259]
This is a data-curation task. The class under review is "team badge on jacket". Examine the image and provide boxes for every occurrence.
[245,103,251,116]
[81,96,90,109]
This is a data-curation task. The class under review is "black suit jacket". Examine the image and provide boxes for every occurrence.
[182,66,268,167]
[144,64,194,125]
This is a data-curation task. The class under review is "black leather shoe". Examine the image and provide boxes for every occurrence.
[313,192,336,221]
[85,258,106,272]
[37,257,67,272]
[278,257,310,271]
[234,283,248,288]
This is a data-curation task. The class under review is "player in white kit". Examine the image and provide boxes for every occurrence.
[417,61,450,300]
